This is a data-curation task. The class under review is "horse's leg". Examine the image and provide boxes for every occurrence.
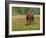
[29,17,31,25]
[26,17,29,24]
[32,16,34,22]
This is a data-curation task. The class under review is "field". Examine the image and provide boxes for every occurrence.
[12,15,40,31]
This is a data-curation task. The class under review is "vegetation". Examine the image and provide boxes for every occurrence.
[12,15,40,31]
[12,7,40,16]
[12,7,40,31]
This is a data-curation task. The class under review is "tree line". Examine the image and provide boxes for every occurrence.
[12,7,40,16]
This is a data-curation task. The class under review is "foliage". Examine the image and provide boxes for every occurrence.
[12,7,40,16]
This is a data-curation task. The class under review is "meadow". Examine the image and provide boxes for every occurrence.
[12,15,40,31]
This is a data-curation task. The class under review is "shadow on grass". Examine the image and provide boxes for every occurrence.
[25,22,37,26]
[25,23,31,26]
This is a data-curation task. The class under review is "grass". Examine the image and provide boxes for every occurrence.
[12,15,40,31]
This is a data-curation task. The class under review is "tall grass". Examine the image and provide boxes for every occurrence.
[12,15,40,31]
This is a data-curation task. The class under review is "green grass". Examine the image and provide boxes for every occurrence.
[12,15,40,31]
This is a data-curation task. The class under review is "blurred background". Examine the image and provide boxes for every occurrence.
[12,7,40,15]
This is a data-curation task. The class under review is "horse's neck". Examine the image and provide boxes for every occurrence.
[26,12,32,16]
[28,12,32,15]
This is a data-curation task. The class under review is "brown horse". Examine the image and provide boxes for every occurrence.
[26,11,34,25]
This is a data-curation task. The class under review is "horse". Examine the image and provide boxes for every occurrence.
[26,11,34,25]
